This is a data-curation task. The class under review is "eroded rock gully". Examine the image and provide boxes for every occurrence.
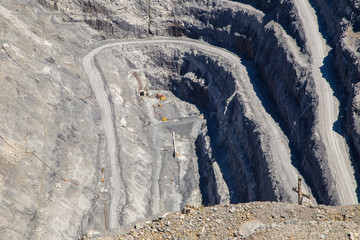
[0,0,359,239]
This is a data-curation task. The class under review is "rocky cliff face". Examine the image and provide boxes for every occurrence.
[0,0,359,239]
[174,0,356,205]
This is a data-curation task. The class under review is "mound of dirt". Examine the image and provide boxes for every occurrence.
[88,202,360,240]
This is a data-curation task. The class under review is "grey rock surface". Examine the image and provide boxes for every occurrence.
[0,0,359,239]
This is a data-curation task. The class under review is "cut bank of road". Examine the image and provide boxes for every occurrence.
[82,38,302,228]
[295,0,358,204]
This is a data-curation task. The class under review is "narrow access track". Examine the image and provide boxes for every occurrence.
[83,38,304,228]
[296,0,358,204]
[83,51,122,229]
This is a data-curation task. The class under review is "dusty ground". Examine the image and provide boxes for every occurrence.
[88,202,360,240]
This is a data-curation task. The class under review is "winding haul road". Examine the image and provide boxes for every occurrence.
[83,38,304,228]
[83,49,122,229]
[296,0,358,204]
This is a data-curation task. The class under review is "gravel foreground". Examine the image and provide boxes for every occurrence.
[86,202,360,240]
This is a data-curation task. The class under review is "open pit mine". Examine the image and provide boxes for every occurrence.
[0,0,359,239]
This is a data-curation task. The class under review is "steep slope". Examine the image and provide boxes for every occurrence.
[0,1,107,239]
[172,0,359,204]
[0,0,359,239]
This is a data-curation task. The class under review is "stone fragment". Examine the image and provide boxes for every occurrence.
[134,223,143,229]
[235,221,265,238]
[348,232,360,240]
[284,218,298,225]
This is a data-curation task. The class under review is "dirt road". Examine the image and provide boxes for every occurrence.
[83,51,123,229]
[295,0,358,204]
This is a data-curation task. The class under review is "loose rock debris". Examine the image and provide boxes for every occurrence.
[89,202,360,240]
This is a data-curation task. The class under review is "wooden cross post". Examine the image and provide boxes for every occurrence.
[292,178,311,205]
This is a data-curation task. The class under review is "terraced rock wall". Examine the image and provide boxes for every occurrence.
[175,1,337,204]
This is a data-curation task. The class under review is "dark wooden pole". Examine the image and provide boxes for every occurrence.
[292,178,311,204]
[298,178,302,204]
